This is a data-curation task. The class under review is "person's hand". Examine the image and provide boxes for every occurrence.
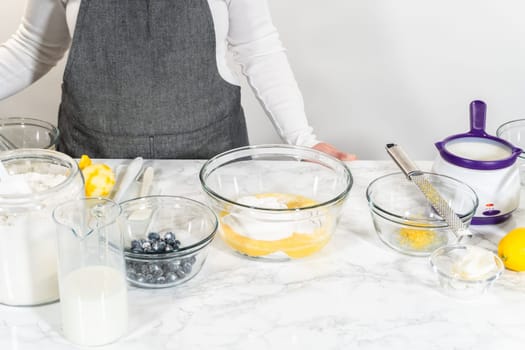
[312,142,357,161]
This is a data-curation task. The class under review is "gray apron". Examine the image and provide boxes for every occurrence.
[58,0,249,159]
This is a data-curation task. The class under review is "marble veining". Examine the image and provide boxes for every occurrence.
[1,160,525,349]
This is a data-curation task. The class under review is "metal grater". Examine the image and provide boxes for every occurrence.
[386,143,471,238]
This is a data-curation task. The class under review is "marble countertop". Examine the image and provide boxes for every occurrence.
[2,159,525,350]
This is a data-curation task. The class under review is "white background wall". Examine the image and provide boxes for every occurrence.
[1,0,524,160]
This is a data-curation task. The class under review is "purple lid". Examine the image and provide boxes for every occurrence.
[435,100,522,170]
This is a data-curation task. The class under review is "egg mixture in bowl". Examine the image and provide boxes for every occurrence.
[199,145,353,260]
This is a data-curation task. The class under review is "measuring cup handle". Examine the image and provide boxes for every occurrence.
[469,100,488,136]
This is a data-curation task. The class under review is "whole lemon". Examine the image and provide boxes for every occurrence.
[498,227,525,271]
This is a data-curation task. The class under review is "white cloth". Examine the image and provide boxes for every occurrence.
[0,0,319,147]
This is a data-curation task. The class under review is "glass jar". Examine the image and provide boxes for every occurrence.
[0,149,84,306]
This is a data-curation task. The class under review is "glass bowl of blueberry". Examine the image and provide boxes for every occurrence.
[119,195,218,288]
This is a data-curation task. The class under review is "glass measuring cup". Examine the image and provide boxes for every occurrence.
[53,197,128,347]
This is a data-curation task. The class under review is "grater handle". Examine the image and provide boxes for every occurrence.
[385,143,422,178]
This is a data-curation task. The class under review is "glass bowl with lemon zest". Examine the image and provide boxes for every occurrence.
[366,172,478,257]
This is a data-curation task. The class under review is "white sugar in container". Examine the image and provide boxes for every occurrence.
[0,149,84,306]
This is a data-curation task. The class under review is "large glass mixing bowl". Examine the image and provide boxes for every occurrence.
[199,144,353,260]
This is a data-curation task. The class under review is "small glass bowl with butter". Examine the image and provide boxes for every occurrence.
[199,144,353,260]
[366,172,478,257]
[430,245,504,298]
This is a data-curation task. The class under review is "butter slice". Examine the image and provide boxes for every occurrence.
[452,246,498,280]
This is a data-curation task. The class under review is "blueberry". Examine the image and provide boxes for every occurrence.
[157,240,167,252]
[167,241,180,252]
[151,240,160,252]
[145,274,154,282]
[148,232,160,241]
[155,276,166,284]
[135,274,145,283]
[182,256,196,265]
[164,232,176,243]
[141,240,152,250]
[148,264,162,276]
[174,240,181,248]
[181,262,192,274]
[165,244,174,252]
[166,272,177,283]
[131,248,143,254]
[131,240,142,250]
[166,260,180,272]
[140,264,149,274]
[175,269,186,278]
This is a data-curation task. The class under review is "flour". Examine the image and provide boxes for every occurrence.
[0,170,83,306]
[0,172,67,194]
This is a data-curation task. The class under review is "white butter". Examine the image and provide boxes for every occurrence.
[223,195,317,241]
[452,246,498,280]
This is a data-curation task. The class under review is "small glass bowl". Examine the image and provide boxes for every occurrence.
[119,196,218,289]
[429,245,504,298]
[366,172,478,256]
[199,144,353,260]
[0,117,59,151]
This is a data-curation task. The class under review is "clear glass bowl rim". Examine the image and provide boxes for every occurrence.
[0,148,81,203]
[0,117,60,148]
[429,244,505,284]
[120,195,218,259]
[366,171,479,227]
[496,118,525,160]
[199,144,353,212]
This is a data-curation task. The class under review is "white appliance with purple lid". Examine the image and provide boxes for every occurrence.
[432,100,522,225]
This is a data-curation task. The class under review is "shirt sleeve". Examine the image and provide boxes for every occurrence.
[0,0,71,100]
[226,0,319,147]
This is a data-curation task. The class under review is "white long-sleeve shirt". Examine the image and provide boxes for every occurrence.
[0,0,319,147]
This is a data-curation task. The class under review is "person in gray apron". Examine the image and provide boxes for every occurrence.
[0,1,356,161]
[58,0,248,159]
